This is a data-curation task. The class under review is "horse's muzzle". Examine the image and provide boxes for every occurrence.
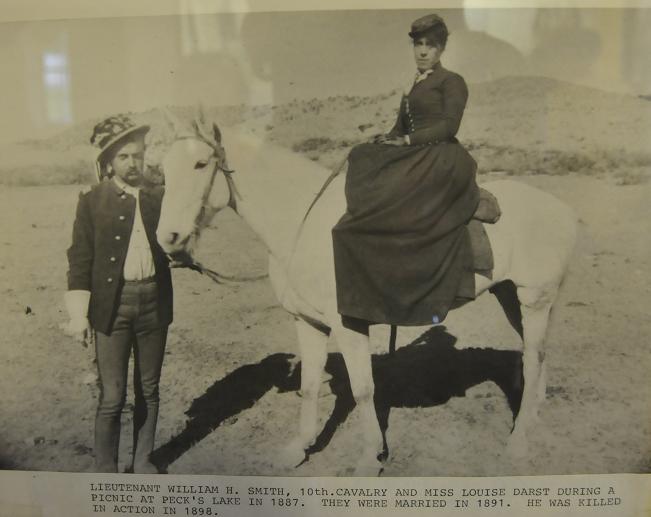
[158,229,192,252]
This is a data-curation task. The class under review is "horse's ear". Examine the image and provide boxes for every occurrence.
[212,123,222,145]
[191,118,201,136]
[193,104,221,145]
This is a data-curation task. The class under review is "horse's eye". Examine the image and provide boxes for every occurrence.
[194,161,208,170]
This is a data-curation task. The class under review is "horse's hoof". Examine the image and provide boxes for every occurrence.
[277,441,307,469]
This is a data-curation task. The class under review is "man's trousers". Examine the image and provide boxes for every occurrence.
[94,278,167,473]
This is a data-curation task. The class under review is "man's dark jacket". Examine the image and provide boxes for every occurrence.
[67,179,173,335]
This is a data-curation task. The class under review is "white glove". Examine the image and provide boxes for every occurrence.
[61,290,94,347]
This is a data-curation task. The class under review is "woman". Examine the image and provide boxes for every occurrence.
[332,14,480,328]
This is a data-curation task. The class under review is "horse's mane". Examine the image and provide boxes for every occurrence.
[222,128,334,180]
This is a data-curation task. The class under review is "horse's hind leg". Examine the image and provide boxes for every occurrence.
[279,318,328,469]
[333,323,384,476]
[508,286,554,457]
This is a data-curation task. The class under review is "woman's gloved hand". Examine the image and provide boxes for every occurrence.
[372,134,407,146]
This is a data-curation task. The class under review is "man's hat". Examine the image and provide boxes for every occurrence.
[408,13,446,38]
[90,114,149,182]
[90,114,150,166]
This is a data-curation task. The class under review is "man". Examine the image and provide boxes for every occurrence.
[63,114,173,473]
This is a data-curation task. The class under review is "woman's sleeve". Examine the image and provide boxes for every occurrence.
[408,73,469,146]
[66,191,94,291]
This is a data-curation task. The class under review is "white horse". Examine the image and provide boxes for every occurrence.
[157,114,577,475]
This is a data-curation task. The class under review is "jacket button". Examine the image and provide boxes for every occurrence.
[107,277,113,283]
[120,194,126,200]
[119,215,125,221]
[110,257,116,262]
[115,235,121,240]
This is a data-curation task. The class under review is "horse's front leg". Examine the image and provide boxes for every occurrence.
[279,318,328,469]
[333,323,384,476]
[508,286,554,457]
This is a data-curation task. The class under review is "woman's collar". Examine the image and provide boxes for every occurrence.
[404,61,442,95]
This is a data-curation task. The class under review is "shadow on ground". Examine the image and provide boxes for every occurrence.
[152,325,522,470]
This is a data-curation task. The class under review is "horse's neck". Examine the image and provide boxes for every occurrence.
[226,133,333,266]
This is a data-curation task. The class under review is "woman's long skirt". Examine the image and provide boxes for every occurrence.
[332,141,479,326]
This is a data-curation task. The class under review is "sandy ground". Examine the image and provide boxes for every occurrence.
[0,171,649,477]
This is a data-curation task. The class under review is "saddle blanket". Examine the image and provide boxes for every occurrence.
[467,219,493,279]
[466,187,499,280]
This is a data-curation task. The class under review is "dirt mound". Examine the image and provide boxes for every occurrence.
[2,76,649,186]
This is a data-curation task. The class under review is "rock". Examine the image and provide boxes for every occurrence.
[24,436,45,446]
[73,444,93,456]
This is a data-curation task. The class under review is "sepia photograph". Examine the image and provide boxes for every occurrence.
[0,0,649,489]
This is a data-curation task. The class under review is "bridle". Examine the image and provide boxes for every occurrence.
[167,134,264,284]
[174,133,238,213]
[167,131,347,287]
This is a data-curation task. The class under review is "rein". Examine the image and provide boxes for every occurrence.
[183,260,268,285]
[300,156,348,227]
[284,155,347,266]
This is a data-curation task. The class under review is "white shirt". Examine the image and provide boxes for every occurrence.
[113,177,156,281]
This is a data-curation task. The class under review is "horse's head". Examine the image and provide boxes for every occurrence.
[157,108,234,262]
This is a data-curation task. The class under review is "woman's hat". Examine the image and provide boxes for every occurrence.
[90,114,150,166]
[408,13,445,38]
